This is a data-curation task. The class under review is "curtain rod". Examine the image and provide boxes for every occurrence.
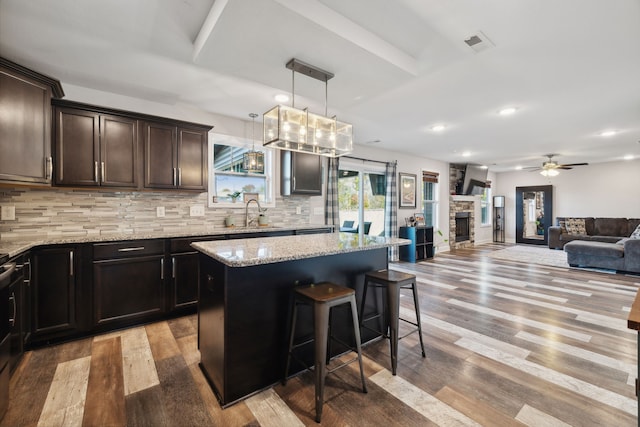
[342,155,394,166]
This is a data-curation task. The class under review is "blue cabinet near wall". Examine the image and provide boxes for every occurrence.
[399,226,434,262]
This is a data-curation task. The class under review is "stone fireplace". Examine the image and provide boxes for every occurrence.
[449,197,475,249]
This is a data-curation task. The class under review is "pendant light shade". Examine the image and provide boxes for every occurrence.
[263,59,353,157]
[242,113,265,173]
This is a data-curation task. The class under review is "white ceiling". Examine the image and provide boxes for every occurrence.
[2,0,639,171]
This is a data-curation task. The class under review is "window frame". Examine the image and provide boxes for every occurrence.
[208,133,276,208]
[421,171,439,229]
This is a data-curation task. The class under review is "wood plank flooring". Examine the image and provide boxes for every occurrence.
[2,243,638,426]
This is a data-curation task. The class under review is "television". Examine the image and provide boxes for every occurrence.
[462,164,488,195]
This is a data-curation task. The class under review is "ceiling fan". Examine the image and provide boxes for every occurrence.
[525,154,589,176]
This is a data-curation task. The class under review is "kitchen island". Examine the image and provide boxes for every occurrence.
[192,232,410,406]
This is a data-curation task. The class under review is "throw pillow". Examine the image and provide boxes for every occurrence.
[558,220,566,233]
[565,218,587,235]
[631,224,640,239]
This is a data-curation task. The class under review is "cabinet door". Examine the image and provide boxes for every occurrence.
[171,252,198,310]
[93,255,165,326]
[100,115,138,187]
[144,122,177,189]
[54,107,100,186]
[281,151,322,195]
[0,66,52,184]
[32,247,77,336]
[177,127,207,190]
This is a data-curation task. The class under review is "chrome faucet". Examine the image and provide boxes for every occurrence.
[245,198,263,227]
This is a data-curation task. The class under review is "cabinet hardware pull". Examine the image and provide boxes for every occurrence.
[178,168,182,186]
[69,250,74,276]
[160,258,164,280]
[94,161,99,182]
[101,162,105,182]
[172,257,176,279]
[9,292,16,327]
[173,168,177,186]
[44,157,53,180]
[117,247,145,252]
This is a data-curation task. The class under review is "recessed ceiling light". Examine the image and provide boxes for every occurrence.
[274,94,289,103]
[624,154,634,160]
[600,130,616,137]
[462,151,471,157]
[479,165,488,169]
[431,124,446,132]
[515,165,523,170]
[498,107,517,116]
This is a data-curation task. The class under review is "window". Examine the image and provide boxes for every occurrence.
[480,182,492,226]
[208,134,275,207]
[422,171,438,228]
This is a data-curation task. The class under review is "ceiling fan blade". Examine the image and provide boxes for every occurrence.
[557,166,573,170]
[558,162,589,167]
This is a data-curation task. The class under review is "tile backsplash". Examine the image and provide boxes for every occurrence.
[0,188,315,240]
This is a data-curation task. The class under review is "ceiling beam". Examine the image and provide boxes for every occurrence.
[272,0,419,76]
[192,0,230,63]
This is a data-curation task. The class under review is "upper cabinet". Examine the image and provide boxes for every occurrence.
[51,100,212,192]
[143,121,208,191]
[54,105,138,188]
[281,151,322,196]
[0,57,64,185]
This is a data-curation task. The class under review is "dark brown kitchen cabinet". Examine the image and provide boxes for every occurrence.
[92,240,165,329]
[7,253,30,372]
[0,57,63,185]
[54,106,138,188]
[31,246,79,342]
[169,235,225,312]
[143,121,208,191]
[281,151,322,195]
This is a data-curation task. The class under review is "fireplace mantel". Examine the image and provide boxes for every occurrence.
[451,195,479,202]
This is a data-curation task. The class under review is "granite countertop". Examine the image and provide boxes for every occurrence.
[191,233,411,267]
[0,225,332,258]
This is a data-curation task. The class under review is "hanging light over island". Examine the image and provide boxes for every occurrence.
[263,58,353,157]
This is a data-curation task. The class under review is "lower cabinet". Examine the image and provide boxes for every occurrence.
[93,240,165,329]
[31,246,80,344]
[169,235,226,312]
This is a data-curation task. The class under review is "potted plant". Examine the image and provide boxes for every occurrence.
[227,191,242,203]
[434,229,449,254]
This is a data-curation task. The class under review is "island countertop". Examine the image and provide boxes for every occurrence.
[191,232,411,267]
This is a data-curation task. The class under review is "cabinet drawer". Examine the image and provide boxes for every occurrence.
[93,240,164,260]
[170,235,225,253]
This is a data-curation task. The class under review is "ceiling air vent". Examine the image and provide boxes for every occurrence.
[463,31,495,53]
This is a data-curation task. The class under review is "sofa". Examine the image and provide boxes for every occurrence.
[548,217,640,249]
[549,217,640,274]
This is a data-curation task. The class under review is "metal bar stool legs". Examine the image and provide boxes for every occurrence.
[361,270,426,375]
[284,283,367,423]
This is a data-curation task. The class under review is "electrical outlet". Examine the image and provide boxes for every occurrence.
[295,206,302,215]
[190,205,205,217]
[1,205,16,221]
[156,206,165,218]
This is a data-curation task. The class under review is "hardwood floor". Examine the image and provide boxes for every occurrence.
[2,243,638,426]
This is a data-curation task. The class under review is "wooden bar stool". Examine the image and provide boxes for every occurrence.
[284,282,367,423]
[360,269,426,375]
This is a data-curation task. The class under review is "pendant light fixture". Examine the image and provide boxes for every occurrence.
[242,113,265,173]
[263,58,353,157]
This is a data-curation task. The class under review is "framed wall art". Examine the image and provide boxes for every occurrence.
[399,172,416,208]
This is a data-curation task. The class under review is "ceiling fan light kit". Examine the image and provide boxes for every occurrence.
[263,58,353,157]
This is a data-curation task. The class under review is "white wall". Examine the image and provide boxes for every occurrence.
[493,159,640,242]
